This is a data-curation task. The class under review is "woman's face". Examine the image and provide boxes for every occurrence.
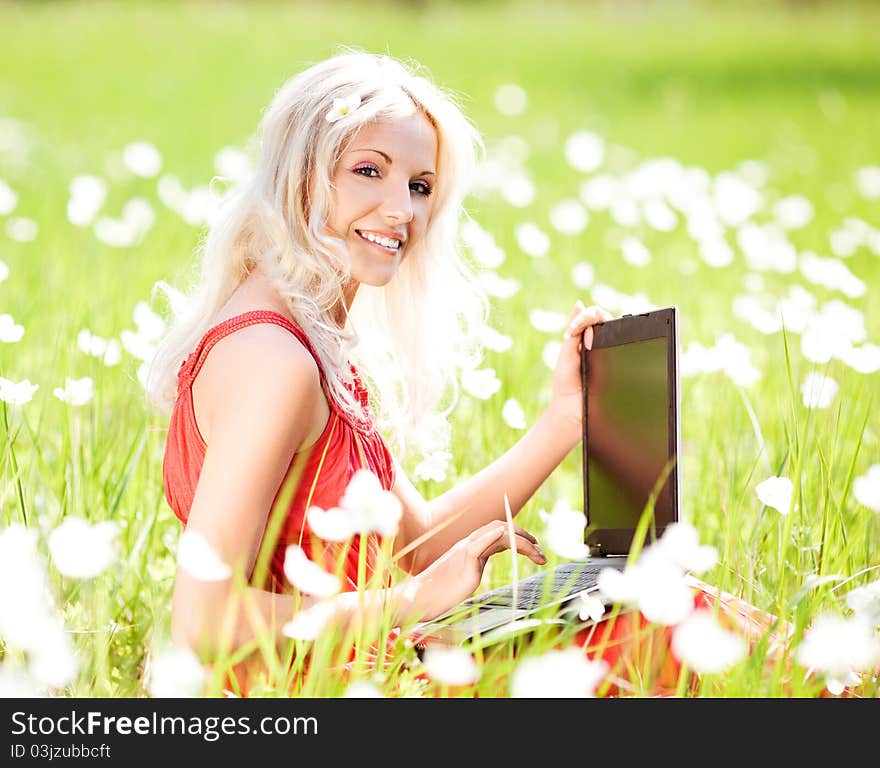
[327,111,438,290]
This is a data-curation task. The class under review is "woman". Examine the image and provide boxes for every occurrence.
[147,49,611,692]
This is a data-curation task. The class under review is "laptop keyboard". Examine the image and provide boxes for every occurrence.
[462,560,623,612]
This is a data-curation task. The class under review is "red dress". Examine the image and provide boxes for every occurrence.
[162,310,397,593]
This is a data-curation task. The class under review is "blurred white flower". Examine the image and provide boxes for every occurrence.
[773,195,813,230]
[839,342,880,374]
[479,271,521,299]
[579,174,617,210]
[542,340,562,370]
[511,648,608,697]
[649,522,718,574]
[549,198,588,235]
[77,329,121,366]
[494,83,528,116]
[576,592,606,623]
[422,645,480,686]
[515,222,550,257]
[123,141,163,178]
[0,313,24,343]
[94,197,155,247]
[52,377,94,406]
[283,545,341,598]
[698,237,735,268]
[539,499,588,560]
[343,680,384,698]
[564,131,604,174]
[147,646,206,698]
[854,165,880,199]
[643,198,677,232]
[48,518,118,579]
[795,612,880,695]
[479,325,513,353]
[714,172,762,226]
[67,175,107,226]
[500,174,535,208]
[6,217,38,242]
[0,377,38,405]
[853,464,880,513]
[799,251,865,299]
[0,178,17,215]
[28,625,77,689]
[529,309,567,333]
[737,223,797,273]
[845,579,880,626]
[801,371,838,409]
[621,235,651,267]
[756,475,793,515]
[133,300,166,339]
[308,470,402,541]
[571,261,595,289]
[0,258,7,283]
[214,145,254,183]
[414,450,453,483]
[681,333,761,387]
[176,530,232,581]
[0,664,42,697]
[282,600,336,641]
[599,558,695,626]
[461,366,501,400]
[672,610,747,673]
[501,398,526,430]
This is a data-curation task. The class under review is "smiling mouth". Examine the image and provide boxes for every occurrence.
[355,229,403,253]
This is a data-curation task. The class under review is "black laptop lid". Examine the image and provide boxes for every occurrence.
[580,306,680,556]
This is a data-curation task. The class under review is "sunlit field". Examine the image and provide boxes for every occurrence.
[1,0,879,698]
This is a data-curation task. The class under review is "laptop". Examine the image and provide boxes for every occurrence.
[411,305,681,645]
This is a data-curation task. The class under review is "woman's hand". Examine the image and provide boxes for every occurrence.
[405,521,546,622]
[548,301,613,443]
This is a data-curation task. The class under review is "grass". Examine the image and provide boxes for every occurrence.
[0,0,878,697]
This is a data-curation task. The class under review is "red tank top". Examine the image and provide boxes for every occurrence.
[162,310,396,593]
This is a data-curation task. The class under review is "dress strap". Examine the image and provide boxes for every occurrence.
[178,310,329,390]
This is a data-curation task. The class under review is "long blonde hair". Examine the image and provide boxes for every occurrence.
[145,48,489,460]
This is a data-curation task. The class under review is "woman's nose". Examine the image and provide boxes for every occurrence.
[381,183,414,224]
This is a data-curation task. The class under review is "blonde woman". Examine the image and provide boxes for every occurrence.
[147,48,609,692]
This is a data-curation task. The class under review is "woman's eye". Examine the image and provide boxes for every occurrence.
[354,165,379,178]
[411,182,432,196]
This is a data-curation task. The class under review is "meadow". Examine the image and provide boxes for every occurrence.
[0,0,879,698]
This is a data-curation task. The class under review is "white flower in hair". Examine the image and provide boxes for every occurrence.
[325,93,362,123]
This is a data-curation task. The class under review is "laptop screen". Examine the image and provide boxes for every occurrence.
[582,309,679,555]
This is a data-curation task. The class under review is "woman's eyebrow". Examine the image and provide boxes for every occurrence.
[357,147,435,176]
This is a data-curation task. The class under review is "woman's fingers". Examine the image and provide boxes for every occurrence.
[467,521,545,565]
[564,301,612,349]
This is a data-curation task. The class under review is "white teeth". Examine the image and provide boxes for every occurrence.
[359,231,400,249]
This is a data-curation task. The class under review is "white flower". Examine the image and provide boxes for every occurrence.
[0,258,8,283]
[479,271,521,299]
[282,600,336,641]
[756,475,793,515]
[283,545,341,598]
[123,141,163,178]
[414,450,452,483]
[773,195,813,230]
[853,464,880,513]
[500,174,536,208]
[511,648,608,697]
[845,579,880,626]
[515,222,550,257]
[576,592,606,623]
[571,261,595,289]
[422,645,480,686]
[343,680,384,698]
[0,178,18,215]
[0,664,42,697]
[621,235,651,267]
[479,325,513,353]
[795,612,880,694]
[52,377,94,406]
[801,371,838,409]
[540,499,588,560]
[461,366,501,400]
[854,165,880,199]
[77,329,121,366]
[176,530,232,581]
[48,518,118,579]
[549,198,588,235]
[67,175,107,226]
[133,300,166,339]
[651,522,718,574]
[0,313,24,343]
[501,398,526,430]
[564,131,605,174]
[542,340,562,370]
[0,377,38,405]
[672,610,747,673]
[529,309,567,333]
[147,646,206,697]
[494,83,528,116]
[325,94,362,123]
[308,470,402,541]
[6,217,38,242]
